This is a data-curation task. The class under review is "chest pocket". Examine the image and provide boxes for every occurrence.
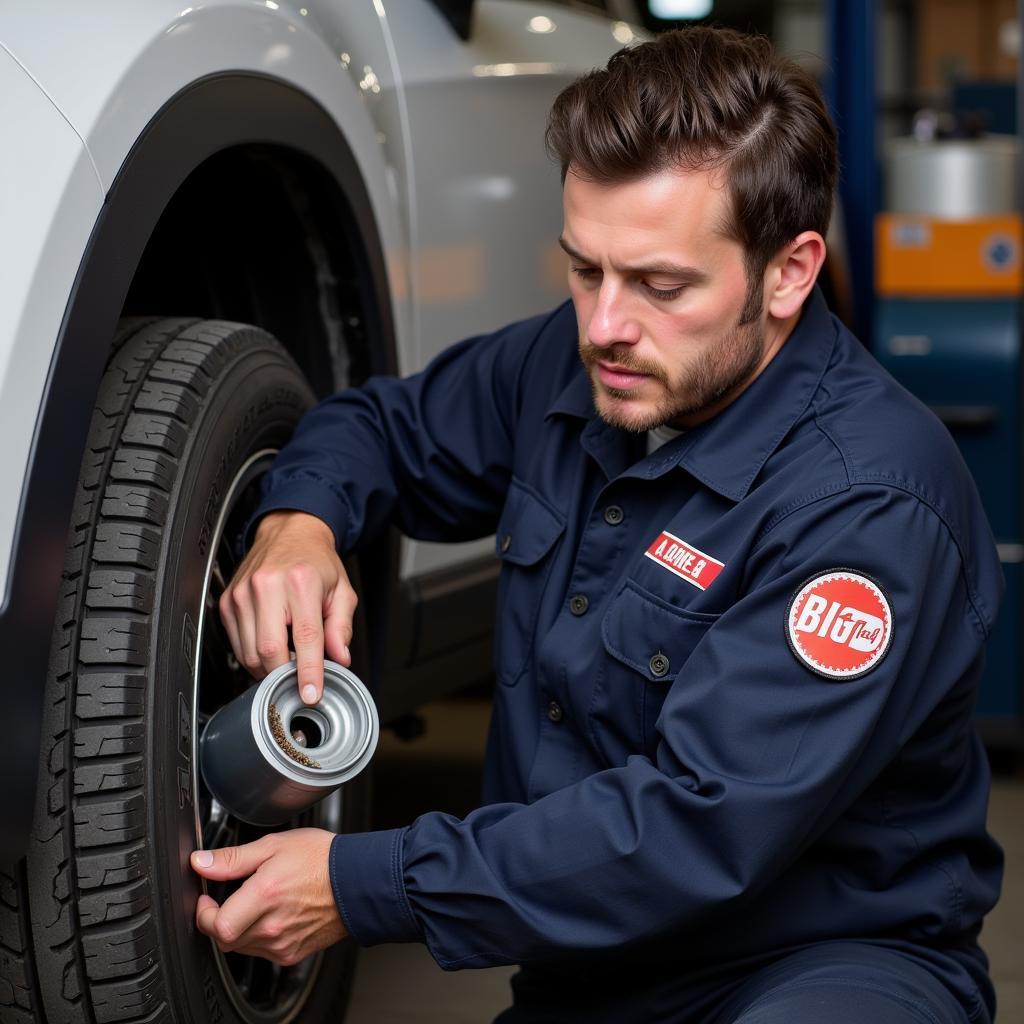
[494,478,566,686]
[598,580,718,756]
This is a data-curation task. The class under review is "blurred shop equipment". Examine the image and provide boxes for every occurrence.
[874,126,1022,745]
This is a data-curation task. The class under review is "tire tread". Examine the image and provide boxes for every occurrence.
[0,863,41,1023]
[13,320,277,1023]
[5,318,317,1023]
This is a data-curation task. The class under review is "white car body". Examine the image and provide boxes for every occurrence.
[0,0,635,589]
[0,0,638,859]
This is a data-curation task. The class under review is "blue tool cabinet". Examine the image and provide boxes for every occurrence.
[876,299,1022,742]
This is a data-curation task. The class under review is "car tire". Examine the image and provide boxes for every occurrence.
[1,318,367,1024]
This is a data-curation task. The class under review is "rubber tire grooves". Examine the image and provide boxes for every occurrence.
[0,318,161,1024]
[18,319,277,1024]
[0,320,166,1023]
[0,861,42,1021]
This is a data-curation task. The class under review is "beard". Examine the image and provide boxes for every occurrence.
[578,314,766,433]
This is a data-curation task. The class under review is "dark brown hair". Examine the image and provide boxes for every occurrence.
[546,27,837,315]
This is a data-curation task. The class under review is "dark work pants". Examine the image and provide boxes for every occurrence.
[493,942,991,1024]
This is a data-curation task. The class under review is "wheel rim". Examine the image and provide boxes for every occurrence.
[189,449,343,1023]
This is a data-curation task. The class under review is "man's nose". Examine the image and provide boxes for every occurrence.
[588,283,640,349]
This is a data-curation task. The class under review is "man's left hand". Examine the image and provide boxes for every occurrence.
[191,828,347,965]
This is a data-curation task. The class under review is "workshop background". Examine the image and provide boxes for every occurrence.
[351,1,1024,1021]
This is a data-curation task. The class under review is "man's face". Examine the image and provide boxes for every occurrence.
[562,166,769,432]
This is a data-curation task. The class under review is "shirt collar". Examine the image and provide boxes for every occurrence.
[545,287,838,501]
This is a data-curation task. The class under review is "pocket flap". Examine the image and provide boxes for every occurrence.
[495,479,566,566]
[601,581,717,682]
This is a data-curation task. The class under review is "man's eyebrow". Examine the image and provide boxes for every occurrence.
[558,237,594,264]
[558,237,709,282]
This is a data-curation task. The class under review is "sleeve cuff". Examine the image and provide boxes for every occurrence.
[242,477,351,552]
[329,828,423,947]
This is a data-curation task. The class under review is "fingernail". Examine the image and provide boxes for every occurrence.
[302,684,317,704]
[193,850,214,868]
[342,645,350,663]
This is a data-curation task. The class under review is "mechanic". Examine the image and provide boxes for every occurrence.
[190,27,1004,1024]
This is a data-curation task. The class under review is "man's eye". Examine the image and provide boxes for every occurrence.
[570,266,599,281]
[645,283,684,301]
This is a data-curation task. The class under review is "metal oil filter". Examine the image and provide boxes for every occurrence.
[199,660,378,826]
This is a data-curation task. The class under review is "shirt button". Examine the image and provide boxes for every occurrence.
[500,534,512,553]
[604,505,624,526]
[649,653,670,677]
[569,594,589,616]
[547,700,564,723]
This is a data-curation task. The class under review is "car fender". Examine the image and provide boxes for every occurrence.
[0,45,104,865]
[0,64,402,864]
[0,0,416,401]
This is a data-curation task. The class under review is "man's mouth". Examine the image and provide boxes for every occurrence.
[596,361,651,390]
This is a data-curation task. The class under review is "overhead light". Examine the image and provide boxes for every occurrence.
[611,21,634,44]
[649,0,713,19]
[472,62,557,77]
[528,15,556,34]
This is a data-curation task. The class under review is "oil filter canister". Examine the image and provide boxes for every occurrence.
[199,660,379,826]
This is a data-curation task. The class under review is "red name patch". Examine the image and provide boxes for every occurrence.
[786,570,893,680]
[644,531,724,590]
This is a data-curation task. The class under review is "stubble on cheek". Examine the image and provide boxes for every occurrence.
[576,319,765,433]
[577,336,673,432]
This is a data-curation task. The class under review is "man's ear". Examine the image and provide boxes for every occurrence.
[766,231,827,320]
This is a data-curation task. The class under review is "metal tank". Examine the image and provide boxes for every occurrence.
[885,135,1019,218]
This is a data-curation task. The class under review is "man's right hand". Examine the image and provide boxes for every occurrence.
[218,510,357,705]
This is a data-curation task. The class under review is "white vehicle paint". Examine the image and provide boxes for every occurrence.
[0,0,643,872]
[0,0,633,595]
[387,2,636,576]
[0,2,409,601]
[0,46,104,603]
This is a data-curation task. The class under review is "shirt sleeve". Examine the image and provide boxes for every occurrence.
[329,484,999,967]
[245,306,564,552]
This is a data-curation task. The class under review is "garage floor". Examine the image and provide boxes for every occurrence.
[346,698,1024,1024]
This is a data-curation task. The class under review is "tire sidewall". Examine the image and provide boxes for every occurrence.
[146,331,359,1023]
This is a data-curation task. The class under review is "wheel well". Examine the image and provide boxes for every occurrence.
[122,145,376,396]
[1,72,400,862]
[122,143,401,687]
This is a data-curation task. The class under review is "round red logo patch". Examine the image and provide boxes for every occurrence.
[786,570,893,680]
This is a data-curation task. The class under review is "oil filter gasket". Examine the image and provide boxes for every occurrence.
[199,660,379,826]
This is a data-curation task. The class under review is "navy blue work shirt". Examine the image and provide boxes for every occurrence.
[252,289,1003,1005]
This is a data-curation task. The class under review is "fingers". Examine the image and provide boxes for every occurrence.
[193,829,345,965]
[227,574,291,679]
[251,573,292,678]
[220,583,260,678]
[218,592,243,671]
[215,511,356,698]
[222,569,310,683]
[196,893,221,938]
[191,837,275,881]
[192,844,274,948]
[198,875,271,951]
[323,579,357,669]
[287,566,326,703]
[193,850,269,953]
